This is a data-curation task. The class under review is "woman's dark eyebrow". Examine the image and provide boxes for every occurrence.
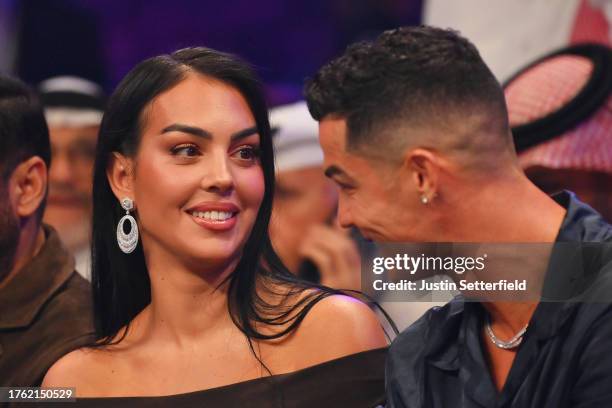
[161,124,258,142]
[162,124,211,139]
[230,126,258,142]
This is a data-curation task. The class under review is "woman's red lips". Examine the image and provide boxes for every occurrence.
[186,202,240,213]
[186,202,240,232]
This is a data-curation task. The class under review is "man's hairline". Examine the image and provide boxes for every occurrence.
[316,111,438,163]
[316,109,517,183]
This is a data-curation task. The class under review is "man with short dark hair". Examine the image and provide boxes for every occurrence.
[0,75,93,387]
[305,26,612,407]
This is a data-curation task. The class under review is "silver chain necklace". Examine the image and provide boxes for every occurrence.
[485,316,528,350]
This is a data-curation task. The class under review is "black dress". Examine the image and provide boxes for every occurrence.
[46,347,387,408]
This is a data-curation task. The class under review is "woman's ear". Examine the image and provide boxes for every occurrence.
[10,156,47,218]
[107,152,135,202]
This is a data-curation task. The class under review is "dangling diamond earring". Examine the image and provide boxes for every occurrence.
[116,197,139,254]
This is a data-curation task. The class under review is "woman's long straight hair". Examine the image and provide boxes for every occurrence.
[90,47,350,349]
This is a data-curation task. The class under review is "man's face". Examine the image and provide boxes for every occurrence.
[270,167,338,272]
[318,117,423,242]
[43,125,98,249]
[526,167,612,222]
[0,177,20,282]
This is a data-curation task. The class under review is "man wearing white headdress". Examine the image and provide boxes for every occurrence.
[39,76,106,280]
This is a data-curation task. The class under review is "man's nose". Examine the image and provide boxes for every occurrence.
[49,151,73,184]
[337,196,354,229]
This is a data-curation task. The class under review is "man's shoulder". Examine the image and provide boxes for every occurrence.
[35,271,94,353]
[44,271,92,318]
[62,270,92,302]
[4,270,94,386]
[385,298,464,407]
[389,297,464,360]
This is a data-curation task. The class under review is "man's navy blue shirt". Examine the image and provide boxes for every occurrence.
[386,192,612,407]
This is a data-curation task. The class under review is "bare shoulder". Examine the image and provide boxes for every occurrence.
[42,347,117,396]
[290,292,388,365]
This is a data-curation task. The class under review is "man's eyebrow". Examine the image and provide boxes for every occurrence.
[324,165,344,178]
[161,124,259,142]
[324,165,356,184]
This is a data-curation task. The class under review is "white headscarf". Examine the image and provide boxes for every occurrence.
[270,101,324,173]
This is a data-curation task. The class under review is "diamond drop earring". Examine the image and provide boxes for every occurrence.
[116,198,139,254]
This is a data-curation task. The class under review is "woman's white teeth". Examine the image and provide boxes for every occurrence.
[193,211,233,221]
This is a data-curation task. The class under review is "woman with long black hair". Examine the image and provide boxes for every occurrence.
[42,47,388,407]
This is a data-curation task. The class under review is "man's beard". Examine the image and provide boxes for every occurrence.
[0,186,20,283]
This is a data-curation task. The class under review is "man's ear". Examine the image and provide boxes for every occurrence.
[404,148,440,201]
[107,152,135,202]
[10,156,47,218]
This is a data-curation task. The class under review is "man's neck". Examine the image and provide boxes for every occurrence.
[483,300,537,335]
[451,174,567,333]
[449,174,567,243]
[0,225,46,290]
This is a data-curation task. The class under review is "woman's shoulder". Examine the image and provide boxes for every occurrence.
[280,289,388,367]
[42,345,126,395]
[303,292,386,339]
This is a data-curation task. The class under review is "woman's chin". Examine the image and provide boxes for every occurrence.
[180,246,242,270]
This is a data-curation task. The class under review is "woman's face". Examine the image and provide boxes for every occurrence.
[123,73,264,269]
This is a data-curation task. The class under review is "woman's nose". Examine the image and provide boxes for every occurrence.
[201,151,233,193]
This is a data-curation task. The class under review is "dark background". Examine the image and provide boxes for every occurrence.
[12,0,422,105]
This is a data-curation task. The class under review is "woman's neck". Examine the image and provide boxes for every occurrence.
[134,244,242,347]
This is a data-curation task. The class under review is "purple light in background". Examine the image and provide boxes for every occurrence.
[19,0,422,105]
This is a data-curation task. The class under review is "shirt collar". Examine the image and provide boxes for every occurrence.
[553,190,612,242]
[541,190,612,300]
[0,224,75,329]
[426,298,466,371]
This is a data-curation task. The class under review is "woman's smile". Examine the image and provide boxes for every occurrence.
[186,201,240,231]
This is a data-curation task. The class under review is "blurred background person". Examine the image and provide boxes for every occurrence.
[39,76,106,280]
[269,101,361,290]
[504,44,612,221]
[0,75,93,387]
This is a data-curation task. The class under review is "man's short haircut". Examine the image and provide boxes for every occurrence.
[304,26,510,156]
[0,75,50,217]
